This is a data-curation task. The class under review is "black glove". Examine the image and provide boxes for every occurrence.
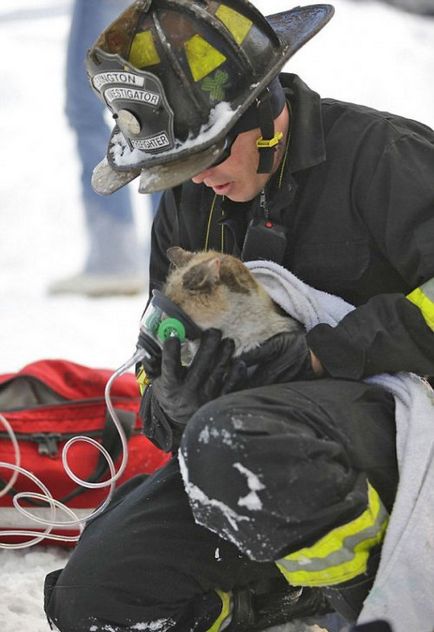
[240,330,317,388]
[151,328,246,428]
[138,351,161,381]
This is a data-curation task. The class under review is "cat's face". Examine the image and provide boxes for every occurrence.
[163,247,260,331]
[163,247,267,361]
[161,247,300,359]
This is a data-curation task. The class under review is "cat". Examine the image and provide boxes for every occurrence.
[163,246,302,357]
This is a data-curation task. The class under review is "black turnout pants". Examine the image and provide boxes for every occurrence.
[45,379,398,632]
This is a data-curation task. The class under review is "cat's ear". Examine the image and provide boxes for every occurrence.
[220,256,255,294]
[205,257,221,283]
[183,257,221,292]
[167,247,194,268]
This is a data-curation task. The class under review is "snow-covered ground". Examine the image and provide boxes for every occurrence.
[0,1,433,630]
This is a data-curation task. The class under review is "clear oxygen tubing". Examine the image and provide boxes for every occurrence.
[0,348,146,549]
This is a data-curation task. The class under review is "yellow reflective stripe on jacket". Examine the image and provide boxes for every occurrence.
[136,366,150,396]
[276,483,388,587]
[407,278,434,330]
[206,590,232,632]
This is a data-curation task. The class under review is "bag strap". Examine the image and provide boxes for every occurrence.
[0,407,136,505]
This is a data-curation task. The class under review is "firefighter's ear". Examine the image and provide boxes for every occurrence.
[166,247,195,268]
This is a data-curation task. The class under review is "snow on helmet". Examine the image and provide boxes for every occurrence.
[87,0,334,194]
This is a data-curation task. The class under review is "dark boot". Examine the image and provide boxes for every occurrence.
[351,622,393,632]
[228,579,332,631]
[322,545,382,623]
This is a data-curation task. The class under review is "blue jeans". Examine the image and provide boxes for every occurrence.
[65,0,160,274]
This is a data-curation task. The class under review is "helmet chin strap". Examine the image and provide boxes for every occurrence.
[255,88,284,174]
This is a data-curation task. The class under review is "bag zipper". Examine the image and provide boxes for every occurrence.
[0,430,103,458]
[1,395,137,414]
[0,374,138,413]
[0,428,141,458]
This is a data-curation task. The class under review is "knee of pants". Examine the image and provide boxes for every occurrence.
[179,391,364,562]
[180,390,355,501]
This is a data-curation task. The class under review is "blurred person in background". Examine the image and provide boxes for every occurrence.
[49,0,160,297]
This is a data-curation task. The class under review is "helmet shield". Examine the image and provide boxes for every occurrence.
[91,59,175,154]
[87,0,335,194]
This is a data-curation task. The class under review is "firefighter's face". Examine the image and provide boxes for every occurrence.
[191,106,289,203]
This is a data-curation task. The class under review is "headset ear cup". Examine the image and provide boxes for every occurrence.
[157,318,186,342]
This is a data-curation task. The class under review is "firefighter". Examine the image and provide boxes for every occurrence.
[45,1,434,631]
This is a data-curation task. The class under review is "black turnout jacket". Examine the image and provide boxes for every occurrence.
[149,73,434,381]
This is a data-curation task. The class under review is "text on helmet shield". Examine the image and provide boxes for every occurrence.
[105,87,160,107]
[131,132,171,151]
[93,71,145,91]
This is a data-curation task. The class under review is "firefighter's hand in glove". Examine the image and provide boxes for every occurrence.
[152,328,245,427]
[240,330,323,388]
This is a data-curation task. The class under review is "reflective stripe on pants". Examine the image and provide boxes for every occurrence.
[206,591,232,632]
[407,277,434,330]
[276,482,388,587]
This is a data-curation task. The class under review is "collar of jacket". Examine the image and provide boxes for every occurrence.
[218,75,326,233]
[280,73,327,173]
[256,73,327,220]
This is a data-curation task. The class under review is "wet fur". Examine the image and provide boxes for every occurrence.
[163,247,302,356]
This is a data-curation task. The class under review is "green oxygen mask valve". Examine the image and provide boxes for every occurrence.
[157,317,186,342]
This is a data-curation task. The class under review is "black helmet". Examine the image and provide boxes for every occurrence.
[87,0,334,194]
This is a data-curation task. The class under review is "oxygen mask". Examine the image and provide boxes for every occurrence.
[137,290,202,376]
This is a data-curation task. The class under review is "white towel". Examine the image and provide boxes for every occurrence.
[246,260,434,632]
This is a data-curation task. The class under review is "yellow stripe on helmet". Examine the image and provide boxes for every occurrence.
[215,5,253,45]
[129,30,161,68]
[184,34,226,82]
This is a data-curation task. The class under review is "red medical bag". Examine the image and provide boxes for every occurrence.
[0,359,170,546]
